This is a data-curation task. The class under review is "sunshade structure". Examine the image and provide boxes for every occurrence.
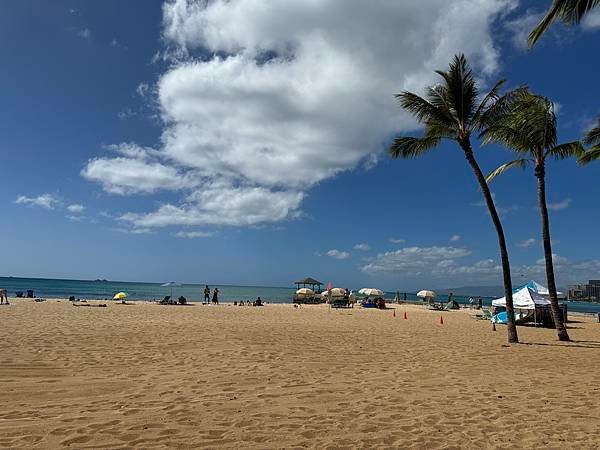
[519,280,565,299]
[295,288,315,297]
[358,288,384,298]
[294,277,323,293]
[492,286,550,309]
[161,282,182,298]
[113,292,127,300]
[417,290,436,299]
[321,287,346,298]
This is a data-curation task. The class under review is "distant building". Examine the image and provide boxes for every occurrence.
[568,280,600,301]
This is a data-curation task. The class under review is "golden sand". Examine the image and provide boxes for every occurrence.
[1,299,599,448]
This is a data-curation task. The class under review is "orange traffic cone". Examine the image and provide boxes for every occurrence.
[439,316,444,325]
[403,311,408,320]
[492,322,496,331]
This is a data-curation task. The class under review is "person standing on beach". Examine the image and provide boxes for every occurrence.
[204,285,210,304]
[212,288,219,305]
[0,289,8,305]
[469,297,474,309]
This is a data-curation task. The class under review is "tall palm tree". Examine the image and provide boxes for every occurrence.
[389,54,520,343]
[579,118,600,163]
[528,0,600,47]
[483,91,584,341]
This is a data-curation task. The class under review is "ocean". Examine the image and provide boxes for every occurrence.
[1,276,599,314]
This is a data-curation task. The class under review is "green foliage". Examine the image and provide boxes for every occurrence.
[529,0,600,47]
[486,159,531,183]
[579,118,600,164]
[482,90,584,168]
[390,54,515,159]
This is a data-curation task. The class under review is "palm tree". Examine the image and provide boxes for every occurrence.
[528,0,600,47]
[579,118,600,163]
[483,91,584,341]
[389,54,520,343]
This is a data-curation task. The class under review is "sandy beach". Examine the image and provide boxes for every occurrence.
[1,299,599,449]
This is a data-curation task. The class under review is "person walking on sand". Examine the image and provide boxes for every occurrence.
[212,288,219,305]
[204,285,210,304]
[0,289,8,305]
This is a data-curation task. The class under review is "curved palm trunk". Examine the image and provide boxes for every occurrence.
[461,140,519,343]
[535,162,570,341]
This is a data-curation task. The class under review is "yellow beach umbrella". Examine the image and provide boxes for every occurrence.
[113,292,128,300]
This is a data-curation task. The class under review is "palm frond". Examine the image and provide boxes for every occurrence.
[396,92,454,128]
[578,147,600,164]
[472,79,506,127]
[389,135,441,159]
[486,159,532,183]
[545,141,585,159]
[437,54,478,130]
[481,91,559,159]
[529,0,600,47]
[477,86,530,130]
[583,116,600,147]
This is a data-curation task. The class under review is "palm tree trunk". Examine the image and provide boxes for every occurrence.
[535,161,570,341]
[460,139,519,343]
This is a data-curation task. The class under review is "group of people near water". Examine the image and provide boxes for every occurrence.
[203,285,263,306]
[203,285,220,304]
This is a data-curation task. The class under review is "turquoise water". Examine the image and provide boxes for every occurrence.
[1,277,599,314]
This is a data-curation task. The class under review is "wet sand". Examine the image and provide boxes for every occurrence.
[1,299,599,448]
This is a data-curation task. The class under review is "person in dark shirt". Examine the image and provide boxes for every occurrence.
[204,285,210,303]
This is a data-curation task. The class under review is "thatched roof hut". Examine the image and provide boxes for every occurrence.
[294,277,323,292]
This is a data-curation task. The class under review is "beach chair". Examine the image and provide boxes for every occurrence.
[474,309,492,320]
[26,290,34,298]
[331,298,350,308]
[15,291,23,298]
[158,296,170,305]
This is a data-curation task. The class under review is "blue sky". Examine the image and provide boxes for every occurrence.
[1,0,598,290]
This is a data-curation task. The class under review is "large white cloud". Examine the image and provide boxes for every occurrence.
[84,0,516,229]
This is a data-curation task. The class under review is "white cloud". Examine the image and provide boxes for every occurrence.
[82,155,193,195]
[517,238,536,248]
[173,230,214,238]
[326,249,350,260]
[66,215,84,222]
[85,0,516,229]
[113,227,153,235]
[136,83,150,97]
[353,243,370,251]
[120,182,303,227]
[15,194,59,209]
[471,193,519,216]
[547,198,571,211]
[515,254,600,285]
[582,9,600,30]
[389,238,406,244]
[450,234,461,242]
[117,109,136,120]
[78,28,92,40]
[504,9,543,50]
[362,246,472,275]
[67,204,85,213]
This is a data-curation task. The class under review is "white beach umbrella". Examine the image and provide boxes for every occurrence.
[161,282,182,298]
[329,287,346,297]
[358,288,385,297]
[296,288,315,297]
[417,290,436,299]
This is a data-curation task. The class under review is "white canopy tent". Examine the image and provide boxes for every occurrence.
[521,280,565,299]
[492,286,550,309]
